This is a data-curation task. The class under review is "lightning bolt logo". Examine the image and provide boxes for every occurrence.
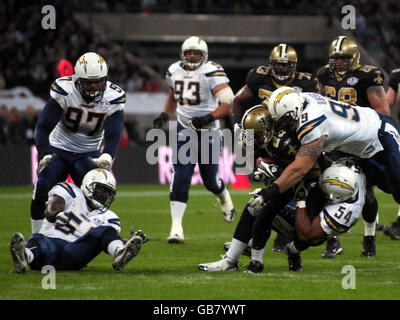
[321,179,354,191]
[273,89,296,114]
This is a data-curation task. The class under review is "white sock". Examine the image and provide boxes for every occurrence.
[31,219,44,234]
[107,240,124,256]
[25,248,34,263]
[376,212,380,224]
[364,220,376,236]
[251,247,265,264]
[216,188,234,211]
[397,206,400,217]
[226,238,247,262]
[170,201,186,235]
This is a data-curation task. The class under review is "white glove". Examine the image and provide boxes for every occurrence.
[253,161,282,183]
[89,153,112,170]
[248,188,265,210]
[55,212,70,227]
[38,154,57,174]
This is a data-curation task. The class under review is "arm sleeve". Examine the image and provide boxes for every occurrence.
[102,110,124,158]
[35,97,63,155]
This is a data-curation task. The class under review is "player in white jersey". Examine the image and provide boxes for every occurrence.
[31,52,126,234]
[153,36,236,243]
[10,169,145,273]
[247,86,400,206]
[199,159,365,272]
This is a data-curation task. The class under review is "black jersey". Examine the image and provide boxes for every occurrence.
[388,68,400,91]
[244,65,318,109]
[316,64,384,108]
[254,128,300,167]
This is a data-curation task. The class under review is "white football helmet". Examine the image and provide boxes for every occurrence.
[267,87,303,122]
[180,36,208,70]
[81,168,116,211]
[74,52,108,102]
[319,164,358,204]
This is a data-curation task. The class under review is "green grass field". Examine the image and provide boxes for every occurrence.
[1,184,400,301]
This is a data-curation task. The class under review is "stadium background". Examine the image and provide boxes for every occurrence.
[0,0,399,186]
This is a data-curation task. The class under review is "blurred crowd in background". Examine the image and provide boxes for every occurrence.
[0,0,399,146]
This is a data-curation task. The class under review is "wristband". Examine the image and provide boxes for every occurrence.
[296,200,306,208]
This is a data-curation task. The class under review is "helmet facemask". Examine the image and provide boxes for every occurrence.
[270,61,296,82]
[76,77,107,103]
[85,182,116,212]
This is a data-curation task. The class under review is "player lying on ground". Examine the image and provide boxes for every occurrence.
[199,158,365,272]
[10,169,147,274]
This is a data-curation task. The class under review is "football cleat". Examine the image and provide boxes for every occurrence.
[198,255,238,272]
[285,245,303,272]
[224,241,251,258]
[361,235,376,258]
[167,232,184,244]
[272,233,290,253]
[10,233,28,274]
[321,236,343,258]
[243,260,264,274]
[216,190,236,223]
[383,219,400,240]
[112,236,142,271]
[222,209,236,223]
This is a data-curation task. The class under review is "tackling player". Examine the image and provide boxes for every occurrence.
[231,43,318,252]
[153,36,236,243]
[11,169,146,273]
[315,35,389,258]
[31,52,125,234]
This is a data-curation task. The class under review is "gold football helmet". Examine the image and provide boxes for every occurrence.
[241,105,274,147]
[329,36,360,75]
[269,44,298,82]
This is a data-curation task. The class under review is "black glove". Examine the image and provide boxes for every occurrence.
[153,112,169,129]
[188,114,214,130]
[294,181,308,202]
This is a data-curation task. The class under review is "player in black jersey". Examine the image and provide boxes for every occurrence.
[381,68,400,240]
[230,44,317,252]
[198,105,316,273]
[316,35,390,258]
[231,43,318,125]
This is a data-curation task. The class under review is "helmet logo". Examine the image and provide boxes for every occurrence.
[273,89,296,114]
[79,57,87,73]
[322,179,354,191]
[257,117,269,128]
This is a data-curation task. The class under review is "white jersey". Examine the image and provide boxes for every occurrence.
[296,92,383,158]
[49,76,126,153]
[319,168,366,236]
[166,60,230,129]
[39,182,121,242]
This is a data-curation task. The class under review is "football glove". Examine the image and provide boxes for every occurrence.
[248,183,280,210]
[153,112,169,129]
[188,114,214,131]
[38,154,57,174]
[89,153,112,170]
[294,181,309,202]
[55,211,70,227]
[253,161,283,183]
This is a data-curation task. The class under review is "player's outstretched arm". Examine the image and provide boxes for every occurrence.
[367,85,390,115]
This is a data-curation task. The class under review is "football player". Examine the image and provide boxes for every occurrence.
[315,36,390,258]
[251,87,400,255]
[382,68,400,240]
[199,159,365,273]
[231,43,318,125]
[152,36,236,243]
[10,169,146,273]
[199,105,304,273]
[231,44,318,252]
[31,52,125,234]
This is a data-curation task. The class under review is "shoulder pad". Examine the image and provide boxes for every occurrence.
[166,61,183,76]
[50,76,73,96]
[391,68,400,75]
[104,81,126,105]
[54,182,77,198]
[316,65,330,78]
[202,61,227,77]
